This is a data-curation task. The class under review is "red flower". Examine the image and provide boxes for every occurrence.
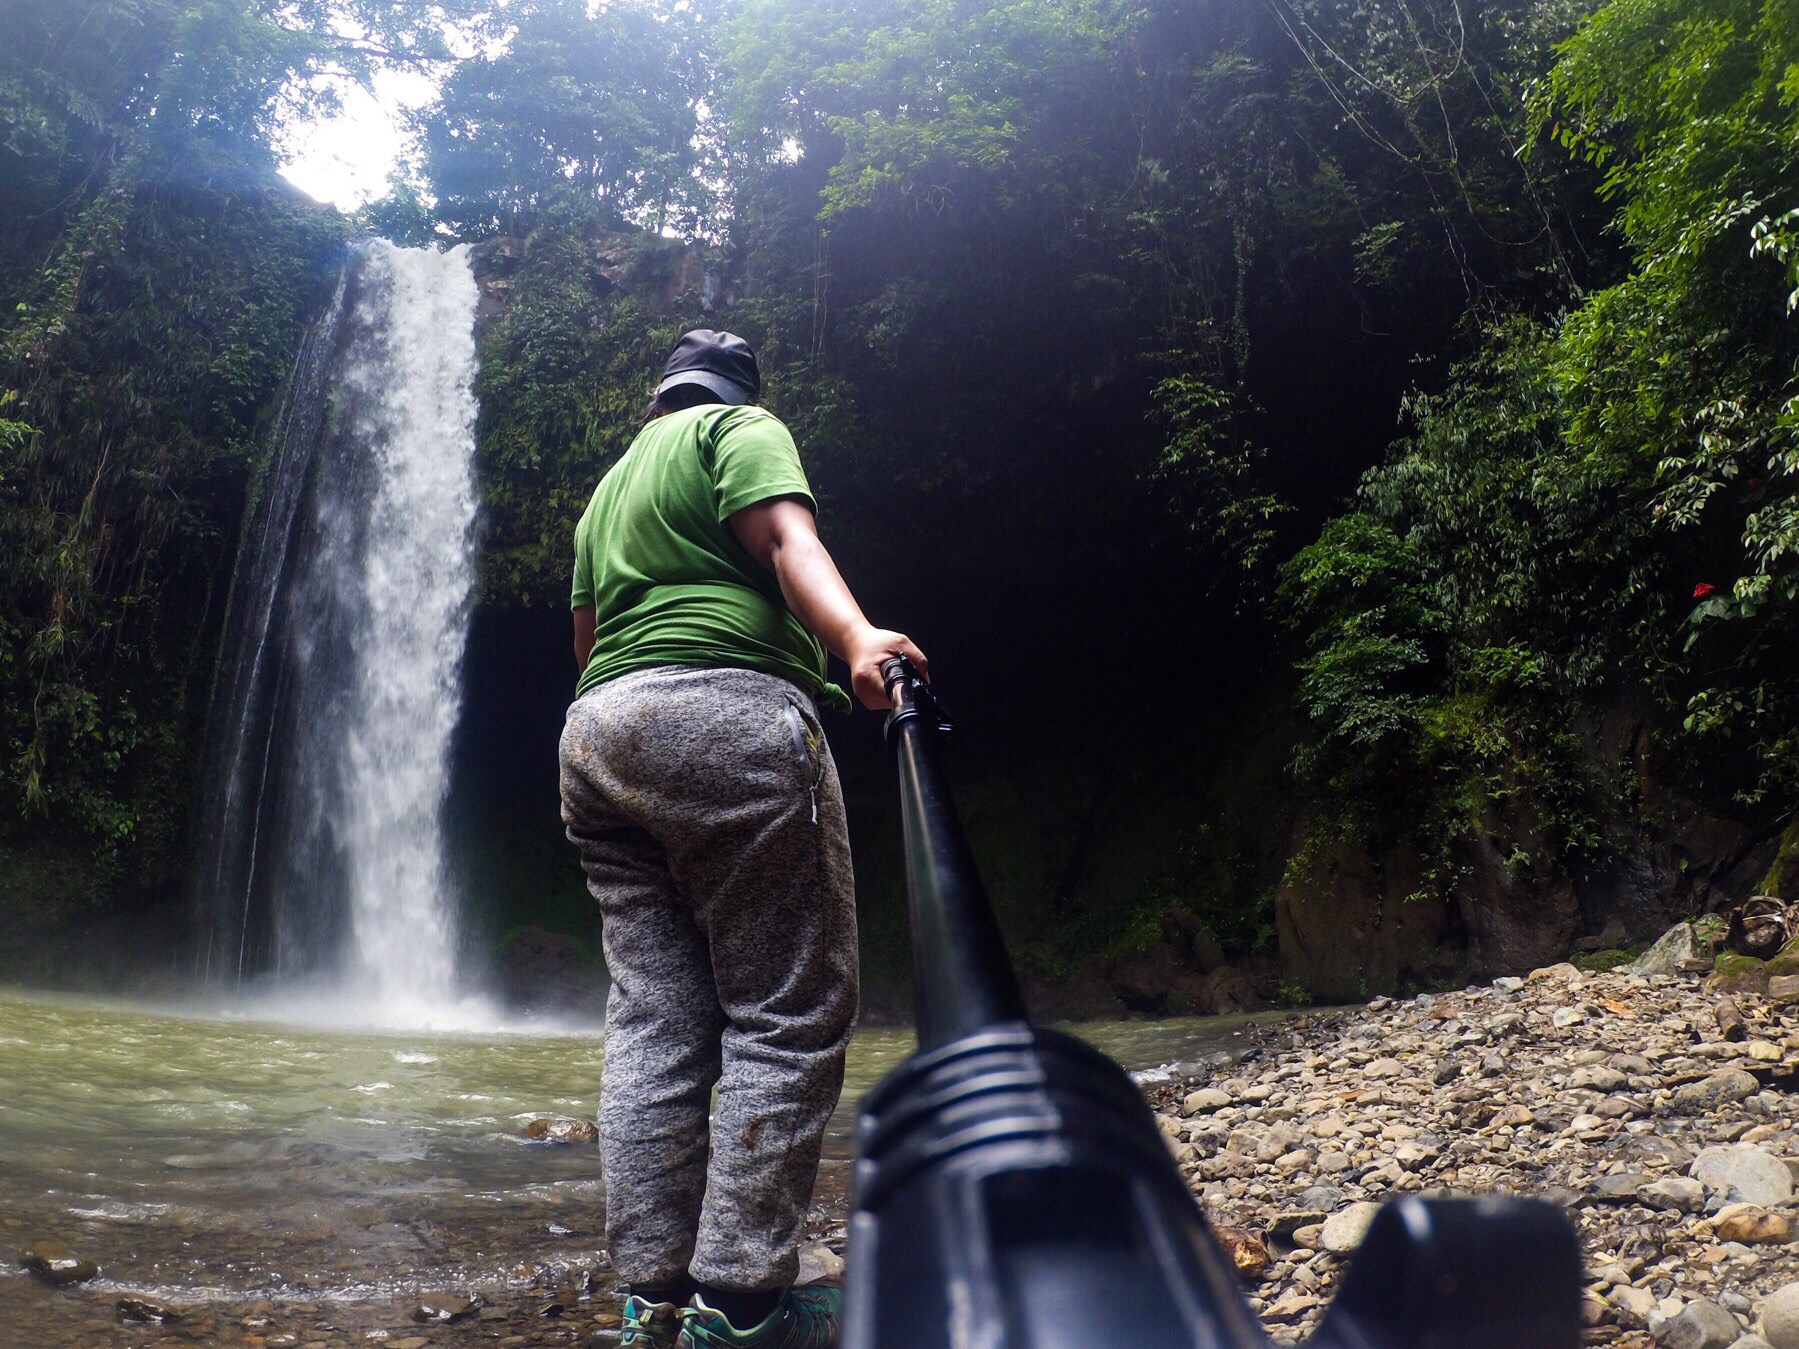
[1693,582,1716,599]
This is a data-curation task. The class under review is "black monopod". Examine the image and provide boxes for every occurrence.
[842,656,1582,1349]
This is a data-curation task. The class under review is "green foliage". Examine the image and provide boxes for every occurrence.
[1536,0,1799,800]
[0,0,353,896]
[472,224,716,605]
[1279,325,1632,878]
[1150,369,1288,592]
[1282,0,1799,897]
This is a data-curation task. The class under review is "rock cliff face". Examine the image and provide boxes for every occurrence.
[1276,701,1780,1002]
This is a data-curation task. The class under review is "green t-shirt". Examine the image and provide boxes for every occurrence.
[570,403,849,711]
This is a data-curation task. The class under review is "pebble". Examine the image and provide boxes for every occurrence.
[1140,948,1799,1341]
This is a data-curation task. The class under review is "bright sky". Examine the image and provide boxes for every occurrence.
[279,68,438,211]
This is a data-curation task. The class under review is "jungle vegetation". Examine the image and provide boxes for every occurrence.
[2,0,1795,992]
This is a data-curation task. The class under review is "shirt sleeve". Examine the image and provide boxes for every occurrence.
[709,406,817,521]
[570,500,595,609]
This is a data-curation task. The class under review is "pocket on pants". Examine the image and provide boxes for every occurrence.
[780,696,826,823]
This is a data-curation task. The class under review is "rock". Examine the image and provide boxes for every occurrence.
[116,1296,183,1323]
[1568,1065,1629,1092]
[1213,1225,1270,1279]
[797,1243,845,1285]
[1530,962,1583,984]
[1763,1283,1799,1349]
[524,1116,599,1145]
[1202,965,1259,1015]
[1263,1290,1321,1322]
[1728,1336,1776,1349]
[1320,1201,1382,1255]
[1673,1070,1762,1114]
[1267,1210,1328,1239]
[1612,1284,1657,1329]
[1181,1088,1232,1116]
[1493,976,1525,992]
[1111,945,1209,1015]
[415,1293,484,1323]
[1691,1146,1795,1207]
[19,1240,97,1286]
[1363,1057,1404,1079]
[1630,923,1700,977]
[1714,1207,1791,1245]
[1662,1300,1745,1349]
[1638,1176,1706,1212]
[1552,1006,1586,1028]
[1771,975,1799,1003]
[1592,1173,1653,1202]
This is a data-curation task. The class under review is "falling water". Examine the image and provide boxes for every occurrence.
[192,242,481,1023]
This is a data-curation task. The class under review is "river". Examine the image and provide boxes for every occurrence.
[0,986,1284,1344]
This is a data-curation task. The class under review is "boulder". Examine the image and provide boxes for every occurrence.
[1274,835,1458,1002]
[1201,965,1258,1016]
[1629,922,1700,977]
[1692,1146,1795,1207]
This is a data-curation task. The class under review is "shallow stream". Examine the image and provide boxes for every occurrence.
[0,987,1282,1344]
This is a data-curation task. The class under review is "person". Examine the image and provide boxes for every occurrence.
[558,329,926,1349]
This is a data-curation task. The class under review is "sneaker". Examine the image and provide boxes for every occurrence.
[622,1294,686,1349]
[679,1284,843,1348]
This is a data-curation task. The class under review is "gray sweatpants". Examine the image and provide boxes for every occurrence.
[558,665,859,1293]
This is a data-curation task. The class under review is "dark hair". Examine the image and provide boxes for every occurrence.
[639,380,738,427]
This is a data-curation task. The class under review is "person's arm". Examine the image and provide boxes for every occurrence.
[728,496,927,710]
[573,604,596,673]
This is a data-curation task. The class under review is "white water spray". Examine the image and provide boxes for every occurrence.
[332,243,480,1015]
[194,242,486,1027]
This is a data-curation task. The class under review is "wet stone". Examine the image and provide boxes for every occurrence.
[414,1292,484,1322]
[524,1116,599,1145]
[117,1295,185,1323]
[18,1240,98,1286]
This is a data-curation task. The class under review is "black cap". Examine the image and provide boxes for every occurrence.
[656,329,760,405]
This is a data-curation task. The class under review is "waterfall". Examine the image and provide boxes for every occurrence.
[193,242,482,1023]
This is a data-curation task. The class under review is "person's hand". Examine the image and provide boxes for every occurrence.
[845,627,929,710]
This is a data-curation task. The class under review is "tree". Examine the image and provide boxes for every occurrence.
[421,0,713,237]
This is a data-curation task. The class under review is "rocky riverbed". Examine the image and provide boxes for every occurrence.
[1145,955,1799,1348]
[30,958,1799,1347]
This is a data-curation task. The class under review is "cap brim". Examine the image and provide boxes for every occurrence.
[656,370,753,405]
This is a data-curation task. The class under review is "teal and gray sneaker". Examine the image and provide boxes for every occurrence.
[679,1284,843,1349]
[621,1294,686,1349]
